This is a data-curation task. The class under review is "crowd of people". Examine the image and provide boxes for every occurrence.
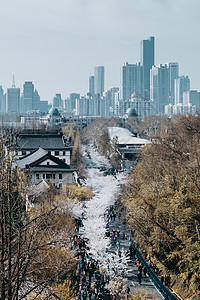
[71,234,113,299]
[70,201,130,299]
[70,199,174,299]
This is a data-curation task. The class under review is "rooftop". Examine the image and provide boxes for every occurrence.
[16,131,69,149]
[107,127,150,146]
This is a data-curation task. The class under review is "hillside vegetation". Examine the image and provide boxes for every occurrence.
[123,115,200,299]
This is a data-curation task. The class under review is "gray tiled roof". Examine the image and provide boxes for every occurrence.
[17,134,68,150]
[27,180,50,199]
[16,148,48,168]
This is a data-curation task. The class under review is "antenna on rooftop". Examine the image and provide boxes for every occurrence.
[12,74,16,88]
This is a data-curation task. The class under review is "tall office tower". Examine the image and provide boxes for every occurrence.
[150,64,169,114]
[75,96,89,116]
[121,62,143,101]
[140,36,155,98]
[174,75,190,105]
[183,90,200,111]
[0,86,6,114]
[6,83,20,114]
[89,76,95,97]
[22,81,34,112]
[94,66,104,95]
[166,62,179,104]
[53,94,63,110]
[103,87,119,117]
[33,89,41,110]
[70,93,80,111]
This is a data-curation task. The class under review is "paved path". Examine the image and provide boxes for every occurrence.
[107,205,163,299]
[81,145,164,299]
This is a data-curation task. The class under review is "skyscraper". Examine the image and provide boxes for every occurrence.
[53,94,63,109]
[33,89,41,110]
[0,86,6,114]
[70,93,80,111]
[174,75,190,105]
[150,64,169,114]
[6,86,20,114]
[94,66,104,95]
[89,76,95,97]
[167,62,179,105]
[21,81,34,112]
[140,36,155,97]
[121,62,143,101]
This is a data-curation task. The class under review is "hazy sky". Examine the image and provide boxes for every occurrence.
[0,0,199,102]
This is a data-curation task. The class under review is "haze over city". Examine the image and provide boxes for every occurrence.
[0,0,199,102]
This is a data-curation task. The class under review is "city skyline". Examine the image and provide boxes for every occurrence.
[0,0,200,101]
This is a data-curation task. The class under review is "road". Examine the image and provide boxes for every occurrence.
[79,145,163,299]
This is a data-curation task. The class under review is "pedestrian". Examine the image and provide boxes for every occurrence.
[111,233,115,241]
[112,227,116,237]
[149,260,153,269]
[78,291,82,300]
[82,288,87,300]
[89,268,93,282]
[129,244,133,257]
[117,228,120,237]
[161,275,164,284]
[88,287,92,300]
[91,291,97,300]
[122,232,125,240]
[137,271,142,284]
[166,275,171,287]
[143,266,147,277]
[142,250,147,259]
[138,264,142,274]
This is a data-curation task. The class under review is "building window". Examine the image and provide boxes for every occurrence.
[55,151,59,156]
[63,151,65,155]
[46,174,52,179]
[43,174,45,179]
[47,161,50,165]
[53,174,55,179]
[22,150,26,156]
[48,150,51,155]
[59,174,62,179]
[36,174,40,180]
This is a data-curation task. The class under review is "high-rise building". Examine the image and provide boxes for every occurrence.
[174,75,190,105]
[70,93,80,111]
[89,76,95,97]
[183,90,200,111]
[53,94,63,110]
[140,36,155,97]
[121,62,143,101]
[167,62,179,105]
[33,89,41,110]
[94,66,104,95]
[21,81,34,112]
[0,86,6,114]
[150,64,170,114]
[6,87,20,114]
[103,87,119,117]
